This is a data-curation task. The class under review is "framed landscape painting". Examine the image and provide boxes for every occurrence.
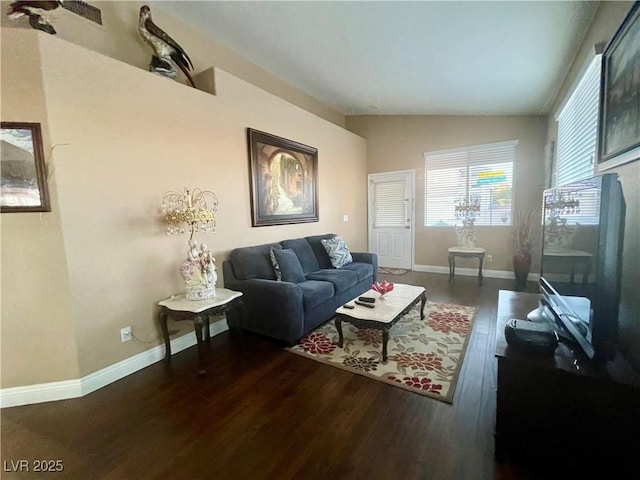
[598,2,640,171]
[247,128,318,227]
[1,122,51,213]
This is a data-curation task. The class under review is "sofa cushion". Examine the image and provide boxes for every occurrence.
[340,261,374,281]
[306,269,358,292]
[297,280,335,311]
[305,233,336,269]
[271,248,306,283]
[230,243,282,280]
[321,235,353,268]
[281,238,320,273]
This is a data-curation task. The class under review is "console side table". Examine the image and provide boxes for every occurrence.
[448,247,485,285]
[158,288,243,375]
[542,249,592,284]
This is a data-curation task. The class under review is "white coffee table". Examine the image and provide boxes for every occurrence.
[335,284,426,362]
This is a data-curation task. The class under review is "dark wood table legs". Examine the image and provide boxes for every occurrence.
[158,291,243,376]
[194,314,207,376]
[159,308,210,375]
[381,327,390,361]
[159,309,171,363]
[419,291,426,319]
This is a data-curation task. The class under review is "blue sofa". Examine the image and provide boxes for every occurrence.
[223,233,378,345]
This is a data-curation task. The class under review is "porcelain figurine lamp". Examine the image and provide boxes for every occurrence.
[544,189,580,252]
[454,195,480,248]
[544,189,580,215]
[161,188,219,301]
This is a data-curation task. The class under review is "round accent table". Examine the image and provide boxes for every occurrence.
[158,289,243,375]
[448,247,485,286]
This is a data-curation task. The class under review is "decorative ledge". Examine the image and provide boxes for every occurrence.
[193,67,216,96]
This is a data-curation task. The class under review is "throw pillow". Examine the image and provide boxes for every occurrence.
[269,248,282,281]
[270,248,306,283]
[321,235,353,268]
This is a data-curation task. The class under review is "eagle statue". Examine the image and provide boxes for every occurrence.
[6,0,63,35]
[138,5,196,88]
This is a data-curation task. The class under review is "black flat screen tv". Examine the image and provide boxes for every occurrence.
[532,173,625,361]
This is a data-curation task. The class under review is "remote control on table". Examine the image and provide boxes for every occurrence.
[355,300,375,308]
[358,297,376,303]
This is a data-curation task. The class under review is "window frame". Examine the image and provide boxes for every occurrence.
[423,139,518,227]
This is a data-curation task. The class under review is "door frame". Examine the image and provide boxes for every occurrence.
[367,169,415,269]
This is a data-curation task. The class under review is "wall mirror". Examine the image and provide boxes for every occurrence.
[1,122,51,213]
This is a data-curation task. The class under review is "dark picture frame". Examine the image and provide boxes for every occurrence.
[598,2,640,171]
[247,128,318,227]
[1,122,51,213]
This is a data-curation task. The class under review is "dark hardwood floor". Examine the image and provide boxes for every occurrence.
[1,272,543,480]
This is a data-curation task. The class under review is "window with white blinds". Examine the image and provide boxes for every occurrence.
[554,53,602,187]
[424,140,517,226]
[373,180,406,227]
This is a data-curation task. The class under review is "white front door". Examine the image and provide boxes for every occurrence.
[368,171,414,269]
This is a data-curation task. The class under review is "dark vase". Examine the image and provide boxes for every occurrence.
[513,250,532,291]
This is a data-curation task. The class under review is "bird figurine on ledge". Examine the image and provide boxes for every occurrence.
[6,0,63,35]
[138,5,196,88]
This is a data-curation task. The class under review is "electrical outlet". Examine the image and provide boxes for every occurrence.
[487,254,493,263]
[120,326,132,342]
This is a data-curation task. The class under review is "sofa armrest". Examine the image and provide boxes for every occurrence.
[223,261,305,342]
[351,252,378,282]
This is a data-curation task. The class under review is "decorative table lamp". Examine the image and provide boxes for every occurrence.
[454,194,481,248]
[543,189,579,252]
[161,188,219,300]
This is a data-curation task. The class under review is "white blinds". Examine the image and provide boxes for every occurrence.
[555,54,602,187]
[373,179,406,227]
[424,140,517,226]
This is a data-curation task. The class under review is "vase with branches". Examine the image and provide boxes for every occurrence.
[512,210,536,290]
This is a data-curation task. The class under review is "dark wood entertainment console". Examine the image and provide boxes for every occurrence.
[495,290,640,476]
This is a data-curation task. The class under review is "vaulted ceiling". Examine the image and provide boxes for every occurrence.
[158,1,599,116]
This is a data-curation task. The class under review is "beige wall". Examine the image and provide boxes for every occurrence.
[346,115,548,272]
[0,0,345,127]
[1,29,367,387]
[0,32,81,386]
[545,1,640,373]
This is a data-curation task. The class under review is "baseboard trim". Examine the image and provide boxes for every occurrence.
[412,264,540,281]
[0,320,228,408]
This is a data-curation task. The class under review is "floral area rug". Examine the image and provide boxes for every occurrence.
[286,302,476,403]
[378,267,411,275]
